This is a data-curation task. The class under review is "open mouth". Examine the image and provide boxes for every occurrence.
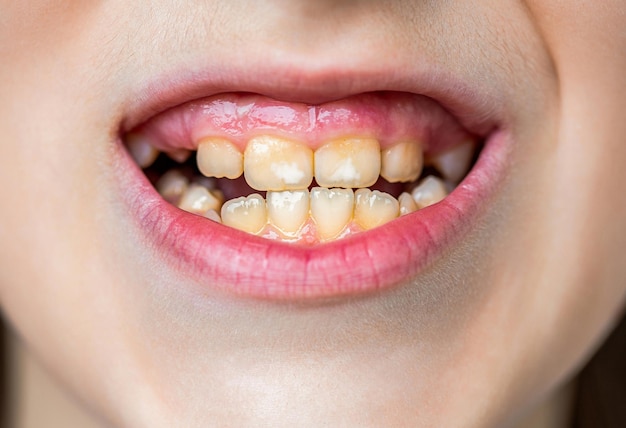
[126,91,480,244]
[117,86,507,299]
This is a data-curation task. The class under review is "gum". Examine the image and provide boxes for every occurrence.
[132,91,474,155]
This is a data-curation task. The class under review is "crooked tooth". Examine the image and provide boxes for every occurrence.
[221,194,267,234]
[411,176,448,208]
[354,189,399,230]
[398,192,418,216]
[314,138,381,188]
[197,137,243,179]
[430,140,475,183]
[310,187,354,240]
[244,135,313,191]
[127,133,159,168]
[156,170,189,204]
[178,184,224,215]
[267,190,309,235]
[380,141,423,183]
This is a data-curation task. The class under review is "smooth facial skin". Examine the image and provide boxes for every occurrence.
[1,1,625,426]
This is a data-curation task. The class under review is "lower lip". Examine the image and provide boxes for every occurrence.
[114,129,509,300]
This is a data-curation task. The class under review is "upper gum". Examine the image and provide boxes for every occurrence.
[131,91,474,156]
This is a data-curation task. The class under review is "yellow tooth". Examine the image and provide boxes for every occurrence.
[381,141,423,183]
[354,189,399,230]
[244,135,313,191]
[430,140,475,183]
[197,137,243,179]
[221,194,267,234]
[127,133,159,168]
[156,170,189,204]
[411,175,448,208]
[310,187,354,240]
[398,192,418,216]
[267,190,310,235]
[314,138,381,188]
[178,184,224,215]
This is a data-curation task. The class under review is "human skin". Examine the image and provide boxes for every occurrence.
[1,1,625,426]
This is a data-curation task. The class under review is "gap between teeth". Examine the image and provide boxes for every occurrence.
[132,134,476,243]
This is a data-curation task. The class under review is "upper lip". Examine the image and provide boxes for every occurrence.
[120,57,503,139]
[114,54,509,300]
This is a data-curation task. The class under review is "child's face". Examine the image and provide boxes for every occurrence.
[1,1,625,426]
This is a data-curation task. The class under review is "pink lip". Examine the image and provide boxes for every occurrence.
[114,66,510,300]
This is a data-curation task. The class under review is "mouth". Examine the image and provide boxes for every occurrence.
[115,72,509,300]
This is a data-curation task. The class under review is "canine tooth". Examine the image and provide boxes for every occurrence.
[310,187,354,240]
[244,135,313,191]
[411,176,448,208]
[221,194,267,234]
[381,141,423,183]
[314,138,381,188]
[167,149,191,163]
[431,140,475,183]
[178,184,223,215]
[354,189,400,230]
[398,192,418,216]
[267,190,309,234]
[127,133,159,168]
[197,138,243,179]
[156,170,189,204]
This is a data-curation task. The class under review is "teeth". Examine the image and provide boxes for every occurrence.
[267,190,310,235]
[380,141,423,183]
[204,209,222,223]
[167,149,192,164]
[398,192,418,216]
[178,184,224,215]
[430,140,475,183]
[127,133,159,168]
[354,189,399,230]
[314,138,381,188]
[411,175,448,208]
[244,135,313,191]
[221,194,268,234]
[156,170,189,204]
[197,137,243,179]
[310,187,354,240]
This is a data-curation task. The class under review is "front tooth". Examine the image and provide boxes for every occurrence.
[156,170,189,204]
[411,176,448,208]
[430,140,475,183]
[221,194,267,234]
[197,137,243,179]
[267,190,309,235]
[310,187,354,240]
[178,184,224,215]
[127,133,159,168]
[398,192,418,216]
[381,141,423,183]
[314,138,381,188]
[354,189,399,230]
[244,135,313,191]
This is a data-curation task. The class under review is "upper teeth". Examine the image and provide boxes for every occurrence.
[133,133,475,243]
[314,137,381,188]
[243,135,314,191]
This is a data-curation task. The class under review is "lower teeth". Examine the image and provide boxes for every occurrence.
[154,167,450,244]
